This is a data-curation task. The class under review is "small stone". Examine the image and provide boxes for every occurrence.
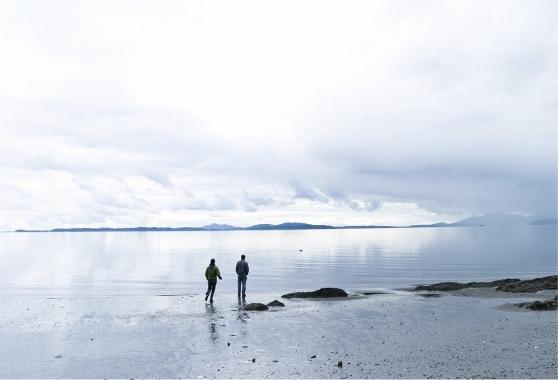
[310,355,316,358]
[337,361,343,367]
[227,342,230,346]
[252,358,256,363]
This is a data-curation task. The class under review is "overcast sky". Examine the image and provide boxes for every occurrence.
[0,0,556,230]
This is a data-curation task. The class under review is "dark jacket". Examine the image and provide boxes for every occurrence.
[236,260,249,276]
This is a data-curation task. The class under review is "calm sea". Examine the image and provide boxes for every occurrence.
[1,226,556,296]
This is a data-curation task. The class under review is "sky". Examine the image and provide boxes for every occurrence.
[0,0,556,230]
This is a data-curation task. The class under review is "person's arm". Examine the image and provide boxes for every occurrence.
[205,267,209,280]
[217,267,222,280]
[246,262,249,275]
[235,261,239,275]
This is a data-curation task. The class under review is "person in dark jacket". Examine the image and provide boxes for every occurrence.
[205,258,222,303]
[235,254,249,299]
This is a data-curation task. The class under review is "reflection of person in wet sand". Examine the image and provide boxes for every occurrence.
[236,298,249,323]
[204,258,222,303]
[205,303,218,342]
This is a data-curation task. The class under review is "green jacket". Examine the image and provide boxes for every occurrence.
[205,265,221,280]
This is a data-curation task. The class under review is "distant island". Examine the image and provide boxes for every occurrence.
[14,213,556,232]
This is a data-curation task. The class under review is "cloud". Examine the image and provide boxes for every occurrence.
[0,0,555,229]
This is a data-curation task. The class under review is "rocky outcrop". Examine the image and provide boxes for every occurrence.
[361,291,390,295]
[496,275,557,293]
[267,300,285,307]
[244,303,269,311]
[513,296,557,310]
[282,288,348,299]
[415,279,520,292]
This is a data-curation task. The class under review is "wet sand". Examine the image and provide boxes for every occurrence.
[0,289,556,378]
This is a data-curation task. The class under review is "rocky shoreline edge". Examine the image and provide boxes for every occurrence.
[413,275,557,310]
[242,275,557,312]
[413,275,557,293]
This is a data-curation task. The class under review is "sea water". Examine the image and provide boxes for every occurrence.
[0,226,555,296]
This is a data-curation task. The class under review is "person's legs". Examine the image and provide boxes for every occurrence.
[241,275,247,298]
[237,276,241,298]
[205,280,212,301]
[209,279,217,302]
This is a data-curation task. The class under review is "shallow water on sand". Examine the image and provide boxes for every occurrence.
[0,225,555,296]
[1,292,556,378]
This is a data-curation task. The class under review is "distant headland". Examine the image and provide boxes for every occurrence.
[14,213,556,232]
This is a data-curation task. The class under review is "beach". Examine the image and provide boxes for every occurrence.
[1,287,556,378]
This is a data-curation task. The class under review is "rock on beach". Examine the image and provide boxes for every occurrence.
[496,275,557,293]
[267,300,285,307]
[282,288,348,299]
[414,279,520,292]
[513,295,557,310]
[243,303,269,311]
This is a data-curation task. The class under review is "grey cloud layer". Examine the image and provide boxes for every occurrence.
[0,0,556,229]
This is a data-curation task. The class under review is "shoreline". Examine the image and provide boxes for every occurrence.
[0,278,556,378]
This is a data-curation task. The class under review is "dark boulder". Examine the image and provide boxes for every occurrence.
[415,282,465,291]
[267,300,285,307]
[244,303,269,311]
[361,291,390,295]
[513,296,557,310]
[415,278,521,292]
[419,293,442,298]
[496,275,557,293]
[282,288,348,299]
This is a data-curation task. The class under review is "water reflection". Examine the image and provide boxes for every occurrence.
[0,226,555,296]
[205,303,218,342]
[236,298,249,323]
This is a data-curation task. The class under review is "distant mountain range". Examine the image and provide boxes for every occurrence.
[451,213,557,227]
[14,213,556,232]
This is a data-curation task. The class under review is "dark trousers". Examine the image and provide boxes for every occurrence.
[237,275,247,298]
[206,278,217,300]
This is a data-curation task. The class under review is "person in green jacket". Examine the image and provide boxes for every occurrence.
[205,258,222,303]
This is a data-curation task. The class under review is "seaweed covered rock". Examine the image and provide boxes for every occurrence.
[267,300,285,307]
[513,296,557,310]
[415,279,521,292]
[496,275,557,293]
[282,288,348,299]
[244,303,269,311]
[415,282,466,291]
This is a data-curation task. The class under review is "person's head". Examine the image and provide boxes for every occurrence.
[241,254,246,260]
[210,258,215,266]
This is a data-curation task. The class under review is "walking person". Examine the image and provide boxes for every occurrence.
[236,254,249,299]
[205,258,222,303]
